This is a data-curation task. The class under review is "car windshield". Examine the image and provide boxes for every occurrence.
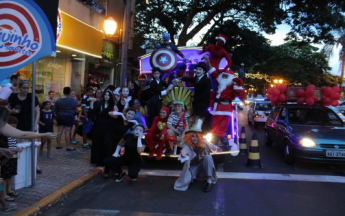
[255,103,272,111]
[288,108,343,126]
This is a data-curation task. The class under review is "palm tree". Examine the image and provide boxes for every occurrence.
[322,28,345,86]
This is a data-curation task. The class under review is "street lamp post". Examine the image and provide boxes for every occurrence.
[104,17,117,36]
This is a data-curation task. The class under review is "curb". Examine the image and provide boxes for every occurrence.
[13,168,100,216]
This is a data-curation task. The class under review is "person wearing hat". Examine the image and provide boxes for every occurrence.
[204,56,246,147]
[166,101,190,155]
[174,117,219,192]
[145,106,170,160]
[103,124,146,182]
[198,34,232,72]
[147,67,174,127]
[179,61,212,132]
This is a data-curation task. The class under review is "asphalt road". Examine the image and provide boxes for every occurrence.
[43,107,345,216]
[44,175,345,216]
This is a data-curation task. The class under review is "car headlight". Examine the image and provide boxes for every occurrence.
[299,138,316,147]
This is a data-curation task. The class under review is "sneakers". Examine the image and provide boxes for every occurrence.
[2,203,18,212]
[203,182,213,193]
[82,143,91,149]
[115,172,126,183]
[156,153,163,160]
[71,139,78,145]
[130,178,137,182]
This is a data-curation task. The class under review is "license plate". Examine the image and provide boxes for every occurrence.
[326,150,345,158]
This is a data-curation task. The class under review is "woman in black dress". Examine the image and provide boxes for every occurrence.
[90,90,116,166]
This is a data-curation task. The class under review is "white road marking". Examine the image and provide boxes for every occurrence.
[140,169,345,184]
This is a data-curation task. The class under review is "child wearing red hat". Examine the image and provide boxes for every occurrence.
[145,106,170,160]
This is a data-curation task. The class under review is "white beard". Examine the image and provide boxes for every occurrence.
[217,73,233,96]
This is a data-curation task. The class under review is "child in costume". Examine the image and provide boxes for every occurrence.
[145,106,170,160]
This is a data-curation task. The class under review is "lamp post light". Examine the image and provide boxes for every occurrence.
[104,17,117,37]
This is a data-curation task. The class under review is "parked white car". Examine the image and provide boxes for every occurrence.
[337,101,345,115]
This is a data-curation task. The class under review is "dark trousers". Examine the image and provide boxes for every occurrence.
[103,156,141,179]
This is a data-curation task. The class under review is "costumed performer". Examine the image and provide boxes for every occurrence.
[174,117,221,192]
[145,106,170,160]
[103,124,146,182]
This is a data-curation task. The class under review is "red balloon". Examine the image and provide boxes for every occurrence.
[332,86,341,93]
[271,96,279,104]
[305,88,314,97]
[272,88,280,96]
[323,87,332,96]
[323,96,331,105]
[305,97,315,106]
[313,95,319,101]
[278,94,287,102]
[331,100,339,107]
[307,84,316,91]
[277,84,287,94]
[268,88,274,94]
[331,92,340,100]
[297,97,305,105]
[296,88,305,97]
[267,93,272,99]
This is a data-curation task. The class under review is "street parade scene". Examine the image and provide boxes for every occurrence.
[1,0,345,215]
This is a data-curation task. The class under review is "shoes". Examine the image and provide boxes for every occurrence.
[115,172,126,183]
[56,146,63,150]
[156,153,163,160]
[130,178,137,182]
[36,168,43,174]
[66,148,76,151]
[2,203,18,212]
[203,182,213,193]
[7,191,19,197]
[148,152,155,158]
[5,197,15,202]
[71,139,78,145]
[82,143,91,149]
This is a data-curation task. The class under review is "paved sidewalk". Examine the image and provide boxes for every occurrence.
[3,137,94,216]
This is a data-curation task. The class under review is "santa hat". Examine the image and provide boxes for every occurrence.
[215,34,227,44]
[222,69,234,75]
[160,106,170,116]
[138,73,147,81]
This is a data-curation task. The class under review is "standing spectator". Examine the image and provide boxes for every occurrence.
[44,91,57,107]
[0,107,56,212]
[70,91,81,145]
[54,87,78,151]
[8,80,40,132]
[39,101,54,158]
[90,90,116,166]
[10,74,20,94]
[80,87,94,149]
[103,124,146,182]
[116,86,132,113]
[0,116,22,202]
[147,67,173,127]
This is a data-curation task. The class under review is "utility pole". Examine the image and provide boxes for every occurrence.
[120,0,131,86]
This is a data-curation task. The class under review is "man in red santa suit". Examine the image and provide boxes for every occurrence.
[207,67,245,146]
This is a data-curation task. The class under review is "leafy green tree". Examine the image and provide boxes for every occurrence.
[134,0,345,47]
[252,42,338,86]
[322,27,345,85]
